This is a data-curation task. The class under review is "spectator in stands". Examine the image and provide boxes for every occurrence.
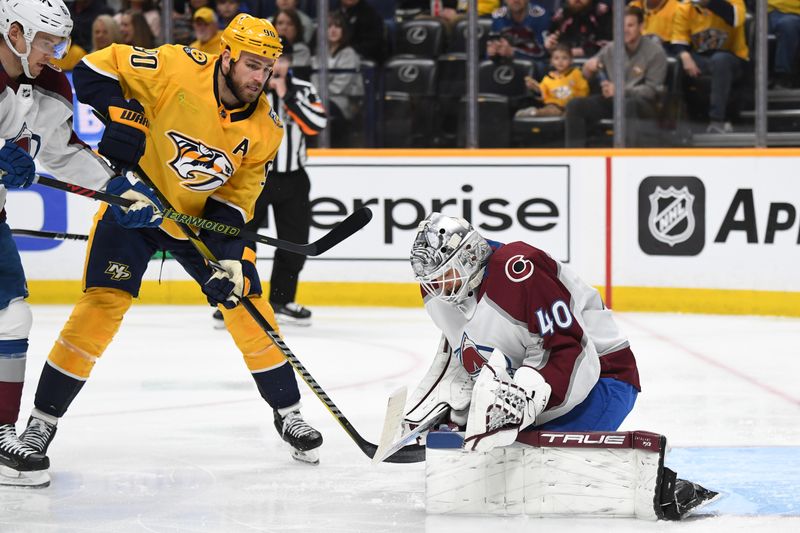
[516,42,589,117]
[275,0,315,43]
[190,7,222,54]
[546,0,611,58]
[565,5,666,146]
[216,0,250,28]
[488,0,551,68]
[339,0,386,64]
[768,0,800,89]
[312,11,364,146]
[92,14,123,51]
[629,0,682,53]
[69,0,114,53]
[671,0,748,133]
[273,9,312,68]
[119,10,157,48]
[116,0,161,42]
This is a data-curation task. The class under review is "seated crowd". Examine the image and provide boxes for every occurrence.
[56,0,800,147]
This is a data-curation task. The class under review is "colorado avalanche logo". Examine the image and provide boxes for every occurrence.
[166,131,234,191]
[456,333,494,377]
[10,123,41,158]
[505,254,534,283]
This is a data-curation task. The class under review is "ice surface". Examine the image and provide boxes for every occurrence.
[0,306,798,532]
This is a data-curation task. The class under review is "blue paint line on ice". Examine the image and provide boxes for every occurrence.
[668,447,800,516]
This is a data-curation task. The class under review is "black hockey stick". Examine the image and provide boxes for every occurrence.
[31,174,371,256]
[89,114,422,463]
[11,228,89,241]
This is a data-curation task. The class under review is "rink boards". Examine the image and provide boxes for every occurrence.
[8,148,800,316]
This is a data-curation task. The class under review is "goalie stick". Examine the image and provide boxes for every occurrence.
[28,174,372,256]
[88,112,423,463]
[372,395,444,464]
[11,229,89,241]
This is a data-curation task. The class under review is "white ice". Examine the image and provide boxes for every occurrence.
[1,306,799,532]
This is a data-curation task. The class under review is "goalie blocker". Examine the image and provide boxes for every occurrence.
[425,430,718,520]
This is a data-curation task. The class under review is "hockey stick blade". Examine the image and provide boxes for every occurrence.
[372,405,446,464]
[33,174,369,256]
[372,387,409,465]
[11,229,89,241]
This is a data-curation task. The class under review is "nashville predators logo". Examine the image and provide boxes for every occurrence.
[105,261,132,281]
[166,131,234,191]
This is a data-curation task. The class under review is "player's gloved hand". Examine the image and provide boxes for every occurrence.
[99,97,148,171]
[106,174,164,228]
[0,141,36,189]
[203,260,249,309]
[463,349,551,452]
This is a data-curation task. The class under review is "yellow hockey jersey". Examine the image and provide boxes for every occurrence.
[81,44,283,239]
[671,0,749,60]
[629,0,683,44]
[769,0,800,16]
[539,67,589,108]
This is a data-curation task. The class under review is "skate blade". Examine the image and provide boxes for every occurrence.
[275,316,312,328]
[0,465,50,488]
[683,490,723,518]
[290,447,319,465]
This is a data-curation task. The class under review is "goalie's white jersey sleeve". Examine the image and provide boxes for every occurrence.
[423,241,641,425]
[0,65,114,213]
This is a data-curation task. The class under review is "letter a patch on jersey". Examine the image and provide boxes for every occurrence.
[166,131,235,191]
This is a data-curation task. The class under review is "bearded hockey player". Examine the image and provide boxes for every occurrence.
[404,212,717,519]
[15,14,323,485]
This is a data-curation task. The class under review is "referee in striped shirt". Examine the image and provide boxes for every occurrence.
[213,41,327,327]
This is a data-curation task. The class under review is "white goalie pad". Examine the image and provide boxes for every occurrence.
[404,335,473,428]
[426,430,667,520]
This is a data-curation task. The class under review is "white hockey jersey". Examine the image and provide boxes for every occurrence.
[423,241,640,425]
[0,64,114,218]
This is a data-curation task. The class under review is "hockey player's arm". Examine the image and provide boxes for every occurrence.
[283,82,327,136]
[199,197,258,309]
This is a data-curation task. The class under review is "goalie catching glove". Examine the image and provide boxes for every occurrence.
[464,349,551,452]
[105,173,163,228]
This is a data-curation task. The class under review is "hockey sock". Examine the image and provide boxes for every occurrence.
[251,361,301,410]
[33,362,86,418]
[0,299,32,424]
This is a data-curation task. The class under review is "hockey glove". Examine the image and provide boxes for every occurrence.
[106,174,164,228]
[202,260,252,309]
[0,141,36,189]
[463,349,551,452]
[99,97,149,171]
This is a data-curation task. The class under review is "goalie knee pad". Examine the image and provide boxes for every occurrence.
[47,287,132,379]
[221,297,286,372]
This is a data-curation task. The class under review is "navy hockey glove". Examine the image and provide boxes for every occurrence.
[0,141,36,189]
[99,97,149,171]
[106,174,164,228]
[203,260,251,309]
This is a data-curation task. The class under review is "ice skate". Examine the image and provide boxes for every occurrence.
[659,468,720,520]
[20,410,58,455]
[270,301,312,327]
[273,409,322,465]
[0,424,50,488]
[211,308,226,329]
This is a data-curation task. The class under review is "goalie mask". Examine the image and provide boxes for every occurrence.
[0,0,73,78]
[410,213,492,305]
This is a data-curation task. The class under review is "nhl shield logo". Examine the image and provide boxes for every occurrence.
[638,176,705,256]
[647,186,695,246]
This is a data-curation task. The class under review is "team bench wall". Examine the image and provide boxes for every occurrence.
[10,149,800,317]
